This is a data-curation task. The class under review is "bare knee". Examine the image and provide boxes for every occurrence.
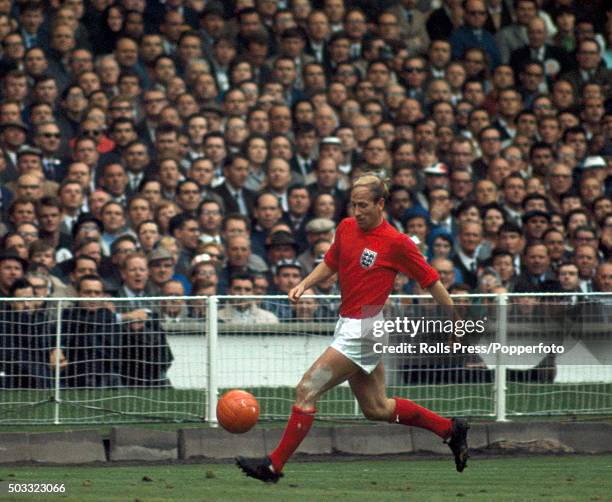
[361,400,394,422]
[295,366,334,408]
[295,378,318,407]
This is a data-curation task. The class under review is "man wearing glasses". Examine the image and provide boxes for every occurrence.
[449,0,501,69]
[33,122,66,182]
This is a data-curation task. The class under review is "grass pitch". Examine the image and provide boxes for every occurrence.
[1,382,611,425]
[1,455,610,501]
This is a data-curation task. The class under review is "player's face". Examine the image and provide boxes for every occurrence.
[351,186,384,231]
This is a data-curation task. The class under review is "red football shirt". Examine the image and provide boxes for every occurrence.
[324,217,440,318]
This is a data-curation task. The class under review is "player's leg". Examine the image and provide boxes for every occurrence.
[349,362,470,472]
[237,347,360,482]
[349,362,451,435]
[268,347,360,470]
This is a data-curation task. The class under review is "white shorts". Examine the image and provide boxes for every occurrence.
[330,314,386,374]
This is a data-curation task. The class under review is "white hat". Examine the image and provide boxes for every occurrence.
[583,156,606,169]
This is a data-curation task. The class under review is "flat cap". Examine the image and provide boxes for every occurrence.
[305,218,335,233]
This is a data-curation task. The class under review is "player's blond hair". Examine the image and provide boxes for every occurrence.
[351,174,389,201]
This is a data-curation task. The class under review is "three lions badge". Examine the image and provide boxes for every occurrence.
[360,248,378,269]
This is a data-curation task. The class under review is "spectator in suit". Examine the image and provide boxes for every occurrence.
[426,0,464,42]
[116,251,154,307]
[197,198,224,245]
[120,308,173,387]
[104,235,138,294]
[513,242,560,292]
[561,38,611,98]
[496,0,538,64]
[168,213,200,277]
[307,156,347,221]
[0,278,55,389]
[305,10,330,64]
[574,244,598,293]
[217,234,267,294]
[510,17,573,82]
[18,2,45,49]
[136,88,168,148]
[291,123,318,181]
[213,154,257,219]
[387,1,429,54]
[60,274,123,388]
[453,221,484,290]
[281,184,311,253]
[251,192,283,260]
[449,0,501,69]
[98,162,130,206]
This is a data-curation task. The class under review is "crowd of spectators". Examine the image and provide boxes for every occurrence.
[0,0,611,387]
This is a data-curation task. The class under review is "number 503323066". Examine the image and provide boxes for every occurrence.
[0,482,67,496]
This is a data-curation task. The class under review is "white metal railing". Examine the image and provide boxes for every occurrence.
[0,292,609,424]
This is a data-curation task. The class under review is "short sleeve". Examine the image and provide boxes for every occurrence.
[395,234,440,288]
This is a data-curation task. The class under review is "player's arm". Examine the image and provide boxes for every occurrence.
[427,280,454,307]
[428,279,466,344]
[288,261,335,303]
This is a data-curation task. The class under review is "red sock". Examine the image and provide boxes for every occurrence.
[269,405,316,472]
[389,397,452,439]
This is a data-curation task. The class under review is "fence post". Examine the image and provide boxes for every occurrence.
[494,293,508,422]
[206,295,219,425]
[53,299,63,425]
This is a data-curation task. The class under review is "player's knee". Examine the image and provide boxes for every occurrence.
[296,378,318,406]
[361,403,391,422]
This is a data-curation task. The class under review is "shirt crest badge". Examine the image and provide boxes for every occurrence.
[360,248,378,269]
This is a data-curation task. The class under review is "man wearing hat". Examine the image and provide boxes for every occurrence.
[416,162,449,210]
[581,156,607,183]
[147,247,178,296]
[261,258,304,320]
[522,209,551,241]
[0,120,29,169]
[8,147,59,199]
[0,250,27,297]
[297,218,335,273]
[265,231,298,270]
[200,103,224,133]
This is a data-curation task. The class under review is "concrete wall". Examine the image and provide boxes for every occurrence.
[0,422,610,464]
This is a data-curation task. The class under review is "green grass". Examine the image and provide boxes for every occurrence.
[0,382,610,425]
[0,382,612,426]
[0,455,610,501]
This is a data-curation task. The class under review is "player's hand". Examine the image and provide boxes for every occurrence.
[288,284,305,303]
